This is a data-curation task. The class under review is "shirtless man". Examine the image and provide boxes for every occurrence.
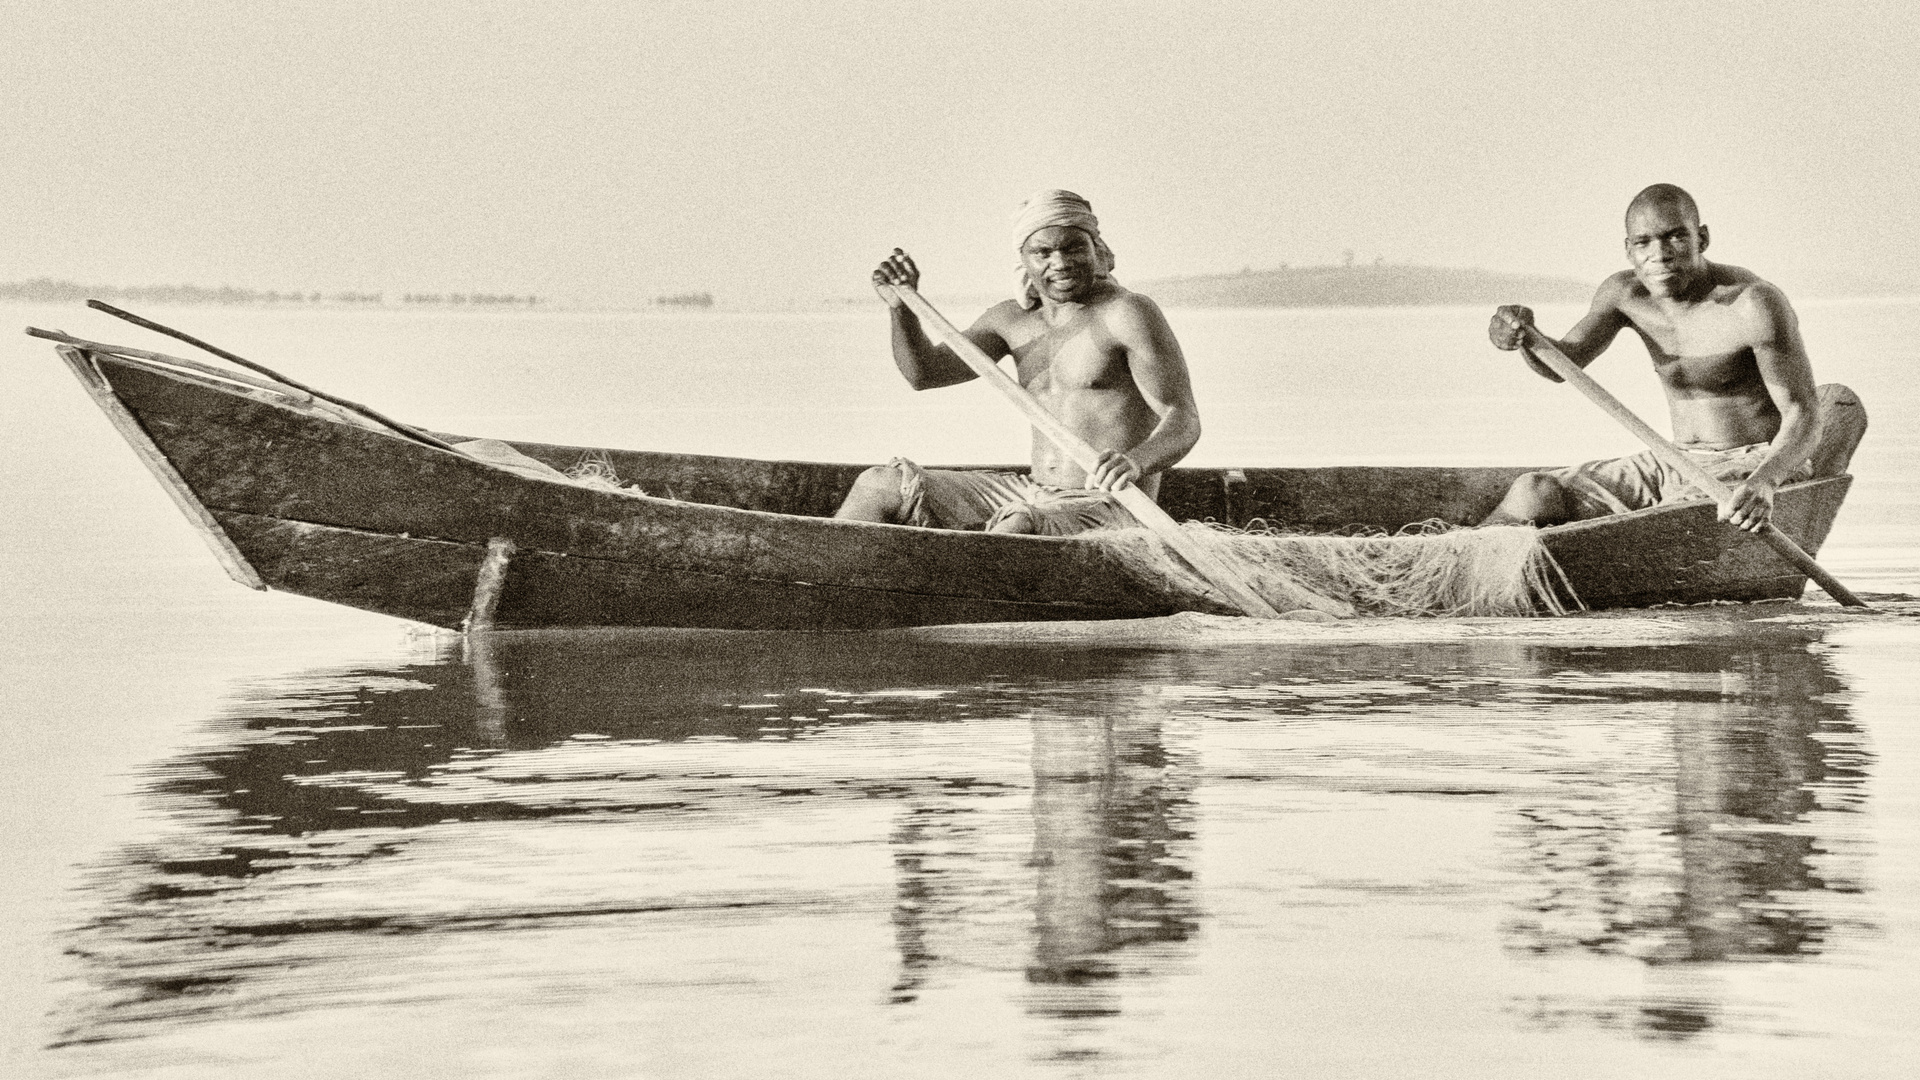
[1482,184,1819,533]
[834,190,1201,535]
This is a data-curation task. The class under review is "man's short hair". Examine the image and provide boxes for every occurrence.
[1625,184,1701,230]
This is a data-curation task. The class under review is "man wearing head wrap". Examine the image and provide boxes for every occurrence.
[1481,184,1827,533]
[834,190,1203,536]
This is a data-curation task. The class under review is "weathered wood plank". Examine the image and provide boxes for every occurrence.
[1540,476,1850,608]
[1158,465,1543,530]
[461,439,881,519]
[58,347,266,590]
[212,512,1176,631]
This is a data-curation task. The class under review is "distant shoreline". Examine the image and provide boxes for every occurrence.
[0,279,543,310]
[6,266,1914,314]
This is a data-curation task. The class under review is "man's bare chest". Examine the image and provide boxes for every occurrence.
[1651,349,1766,397]
[1005,320,1131,392]
[1626,308,1761,393]
[1622,296,1755,366]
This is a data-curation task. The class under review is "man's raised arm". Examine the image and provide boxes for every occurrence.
[1087,294,1203,492]
[1489,273,1633,382]
[872,249,1008,390]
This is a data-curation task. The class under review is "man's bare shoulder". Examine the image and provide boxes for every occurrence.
[1716,272,1799,344]
[1696,260,1781,305]
[1709,262,1767,287]
[971,299,1050,346]
[1701,263,1791,312]
[974,298,1035,329]
[1090,286,1174,336]
[1593,269,1643,309]
[1712,266,1787,302]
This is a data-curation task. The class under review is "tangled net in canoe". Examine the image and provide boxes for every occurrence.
[565,451,648,497]
[1090,519,1578,618]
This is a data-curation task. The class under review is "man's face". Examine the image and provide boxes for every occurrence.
[1020,226,1102,302]
[1624,201,1708,298]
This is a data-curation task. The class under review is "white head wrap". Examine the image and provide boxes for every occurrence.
[1011,189,1116,309]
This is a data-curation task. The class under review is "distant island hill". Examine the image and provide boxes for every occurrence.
[1134,262,1592,308]
[828,262,1595,311]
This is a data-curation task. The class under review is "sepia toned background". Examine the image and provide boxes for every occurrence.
[4,3,1917,1078]
[6,1,1916,309]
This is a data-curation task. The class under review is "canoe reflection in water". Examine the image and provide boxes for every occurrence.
[884,674,1199,1022]
[1499,640,1867,1038]
[53,625,1871,1051]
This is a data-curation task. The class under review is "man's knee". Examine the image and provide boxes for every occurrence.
[1509,471,1563,504]
[836,464,908,521]
[987,507,1037,534]
[1809,383,1868,478]
[857,463,905,489]
[1485,471,1570,525]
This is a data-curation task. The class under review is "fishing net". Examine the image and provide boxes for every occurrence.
[1091,519,1577,617]
[452,441,651,497]
[564,450,647,496]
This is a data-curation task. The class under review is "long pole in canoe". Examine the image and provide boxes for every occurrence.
[885,284,1350,620]
[83,299,462,454]
[1518,325,1868,608]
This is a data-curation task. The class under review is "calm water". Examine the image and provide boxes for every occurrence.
[3,299,1917,1078]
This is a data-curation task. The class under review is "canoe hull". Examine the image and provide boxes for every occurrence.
[1536,476,1850,609]
[211,510,1160,631]
[67,348,1856,630]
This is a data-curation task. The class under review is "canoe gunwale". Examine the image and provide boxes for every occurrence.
[1535,476,1852,541]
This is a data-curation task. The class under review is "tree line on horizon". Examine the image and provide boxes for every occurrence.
[652,292,714,308]
[1,278,540,308]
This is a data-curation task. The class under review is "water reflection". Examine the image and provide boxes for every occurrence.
[1024,696,1198,1018]
[1501,643,1869,1039]
[54,624,1874,1054]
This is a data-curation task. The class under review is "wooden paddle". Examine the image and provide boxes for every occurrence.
[884,284,1351,620]
[1518,325,1869,608]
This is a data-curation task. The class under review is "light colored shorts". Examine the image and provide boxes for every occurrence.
[888,457,1139,536]
[1549,443,1812,519]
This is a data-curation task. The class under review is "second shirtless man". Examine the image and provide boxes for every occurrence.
[835,189,1202,535]
[1482,183,1821,534]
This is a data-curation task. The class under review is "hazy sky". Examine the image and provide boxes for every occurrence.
[6,1,1915,307]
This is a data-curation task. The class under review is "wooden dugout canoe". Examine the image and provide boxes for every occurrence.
[54,343,1854,630]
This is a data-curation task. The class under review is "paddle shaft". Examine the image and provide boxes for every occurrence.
[1519,326,1868,608]
[887,285,1315,619]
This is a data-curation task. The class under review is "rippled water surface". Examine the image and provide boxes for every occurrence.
[5,302,1918,1077]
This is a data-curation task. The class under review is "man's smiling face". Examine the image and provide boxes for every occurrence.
[1021,226,1103,303]
[1625,200,1709,299]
